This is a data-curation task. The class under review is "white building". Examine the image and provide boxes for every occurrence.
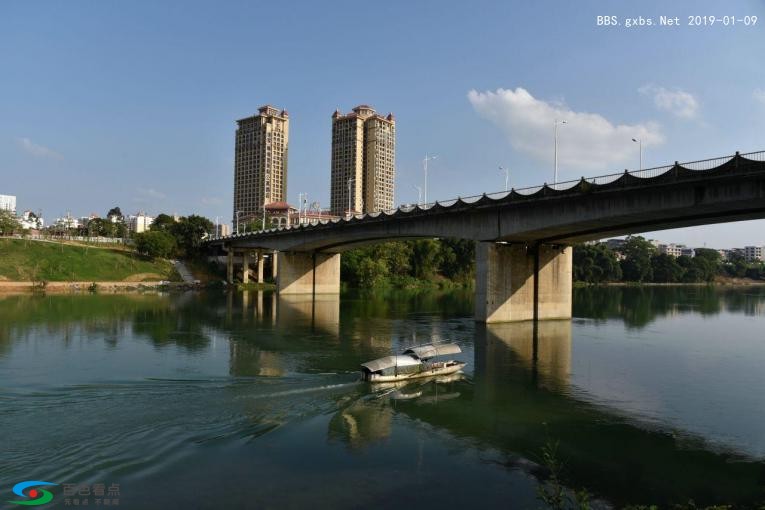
[658,243,684,257]
[0,194,17,214]
[680,247,696,258]
[126,213,154,233]
[215,224,230,237]
[19,211,44,230]
[54,215,80,229]
[744,246,764,262]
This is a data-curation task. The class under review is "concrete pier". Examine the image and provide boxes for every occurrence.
[257,250,264,282]
[475,243,572,323]
[242,251,250,284]
[226,248,234,284]
[277,252,341,295]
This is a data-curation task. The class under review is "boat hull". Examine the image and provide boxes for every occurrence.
[364,361,465,383]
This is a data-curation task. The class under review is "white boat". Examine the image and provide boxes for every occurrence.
[360,343,465,383]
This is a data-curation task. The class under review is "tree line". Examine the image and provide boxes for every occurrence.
[133,213,214,259]
[574,236,765,283]
[341,239,475,288]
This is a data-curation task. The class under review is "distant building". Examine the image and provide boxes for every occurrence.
[330,105,395,216]
[744,246,764,262]
[0,195,17,214]
[605,238,626,251]
[54,215,79,230]
[658,243,684,257]
[263,201,297,229]
[19,211,44,230]
[215,224,230,237]
[680,247,696,258]
[126,213,154,233]
[233,105,289,227]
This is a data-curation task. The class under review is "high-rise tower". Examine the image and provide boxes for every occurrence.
[233,105,289,227]
[330,105,395,216]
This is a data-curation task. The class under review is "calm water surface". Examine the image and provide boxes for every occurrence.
[1,287,764,508]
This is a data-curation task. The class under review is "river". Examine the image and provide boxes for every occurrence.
[1,287,764,508]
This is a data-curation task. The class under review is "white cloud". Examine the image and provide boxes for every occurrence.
[467,87,664,172]
[15,137,64,160]
[201,196,223,206]
[136,187,166,200]
[638,84,699,119]
[754,88,765,106]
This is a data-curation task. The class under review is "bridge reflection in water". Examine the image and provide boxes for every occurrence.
[211,289,765,506]
[321,317,764,507]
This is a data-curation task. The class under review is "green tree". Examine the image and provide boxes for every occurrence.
[87,218,110,237]
[439,238,475,281]
[620,236,656,282]
[134,231,176,258]
[651,253,684,283]
[410,239,442,278]
[0,210,21,235]
[169,215,214,257]
[573,243,622,283]
[724,251,748,278]
[106,207,123,219]
[150,213,177,233]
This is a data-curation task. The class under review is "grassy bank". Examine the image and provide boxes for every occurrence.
[0,238,178,282]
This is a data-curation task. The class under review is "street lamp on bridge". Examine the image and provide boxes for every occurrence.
[413,184,422,205]
[499,165,510,192]
[554,119,567,184]
[632,137,643,170]
[347,177,356,219]
[423,153,438,204]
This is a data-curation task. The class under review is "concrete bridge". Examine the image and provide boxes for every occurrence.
[206,151,765,323]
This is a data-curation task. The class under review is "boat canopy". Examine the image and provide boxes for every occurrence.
[361,355,420,373]
[403,343,461,360]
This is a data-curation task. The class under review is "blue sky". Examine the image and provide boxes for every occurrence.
[1,0,764,248]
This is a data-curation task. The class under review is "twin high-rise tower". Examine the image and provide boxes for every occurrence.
[233,104,395,225]
[330,105,396,216]
[233,105,289,225]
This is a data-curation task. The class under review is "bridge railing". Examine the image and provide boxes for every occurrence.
[209,149,765,240]
[391,150,765,214]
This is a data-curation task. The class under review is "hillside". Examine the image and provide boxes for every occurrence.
[0,238,178,282]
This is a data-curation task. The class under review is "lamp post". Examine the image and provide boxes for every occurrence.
[347,177,355,219]
[413,184,422,205]
[554,119,567,184]
[423,153,438,204]
[235,210,243,235]
[261,172,270,231]
[632,137,643,170]
[499,166,510,192]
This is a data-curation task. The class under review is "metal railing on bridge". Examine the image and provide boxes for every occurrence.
[209,150,765,241]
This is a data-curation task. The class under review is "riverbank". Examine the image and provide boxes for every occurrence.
[574,276,765,288]
[0,238,178,282]
[0,281,202,294]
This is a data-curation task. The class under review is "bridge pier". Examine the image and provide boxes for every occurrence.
[226,248,234,284]
[242,251,250,284]
[475,243,572,323]
[277,252,340,295]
